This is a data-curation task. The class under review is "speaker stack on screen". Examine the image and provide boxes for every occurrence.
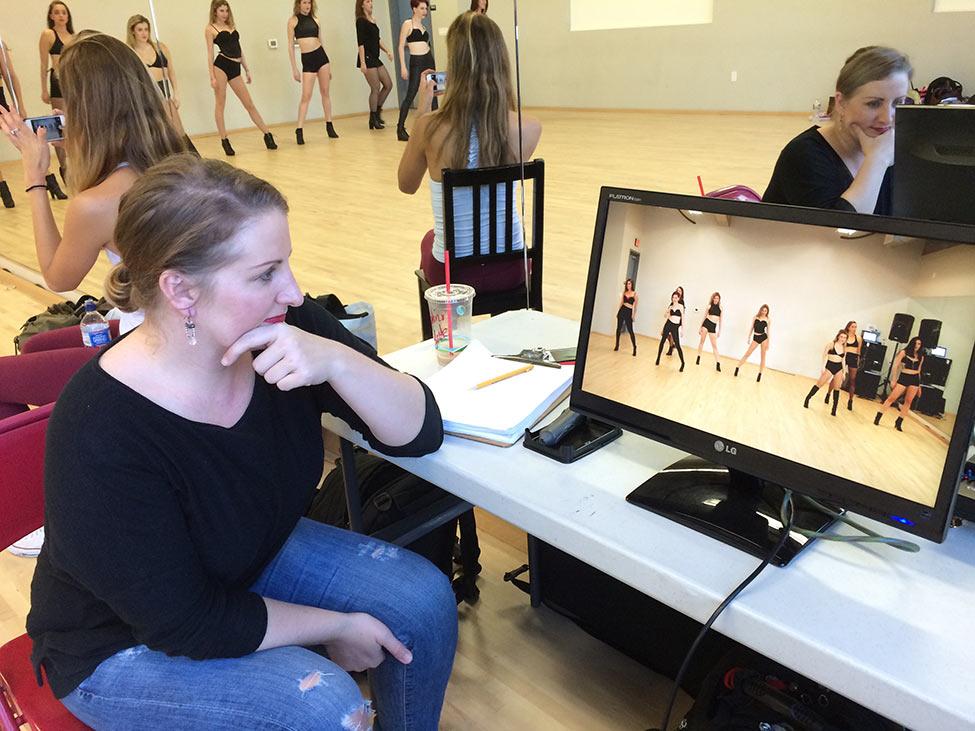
[919,318,942,348]
[915,338,950,417]
[855,341,887,399]
[889,313,914,343]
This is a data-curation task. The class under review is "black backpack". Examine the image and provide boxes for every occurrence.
[308,449,481,605]
[924,76,964,105]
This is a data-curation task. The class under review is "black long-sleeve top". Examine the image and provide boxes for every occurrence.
[356,17,380,67]
[27,297,443,699]
[762,126,893,215]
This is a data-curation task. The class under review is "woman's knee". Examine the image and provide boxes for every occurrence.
[388,551,457,648]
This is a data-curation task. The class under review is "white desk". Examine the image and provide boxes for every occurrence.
[326,310,975,731]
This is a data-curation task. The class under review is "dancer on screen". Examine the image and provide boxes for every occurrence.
[734,304,771,382]
[614,278,638,356]
[803,330,848,415]
[843,320,861,410]
[875,336,923,432]
[695,291,722,371]
[655,291,685,372]
[664,285,685,357]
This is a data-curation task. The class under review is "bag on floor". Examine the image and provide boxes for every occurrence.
[311,293,378,350]
[13,296,109,353]
[307,449,481,604]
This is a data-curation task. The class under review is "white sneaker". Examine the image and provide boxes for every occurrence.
[7,527,45,558]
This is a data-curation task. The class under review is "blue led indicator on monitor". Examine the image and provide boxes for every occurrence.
[890,515,915,526]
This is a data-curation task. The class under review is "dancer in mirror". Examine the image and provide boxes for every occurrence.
[287,0,338,144]
[875,336,923,432]
[1,41,32,207]
[803,329,848,416]
[734,304,771,382]
[126,15,197,155]
[470,0,488,14]
[36,1,71,197]
[355,0,394,130]
[695,291,722,371]
[396,0,436,142]
[655,291,685,372]
[614,278,638,356]
[205,0,276,156]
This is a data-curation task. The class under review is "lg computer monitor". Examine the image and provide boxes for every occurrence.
[893,105,975,225]
[571,189,975,559]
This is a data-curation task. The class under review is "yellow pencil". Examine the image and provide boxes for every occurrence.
[474,364,534,390]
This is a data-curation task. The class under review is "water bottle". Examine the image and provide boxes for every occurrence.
[80,300,111,347]
[811,99,822,121]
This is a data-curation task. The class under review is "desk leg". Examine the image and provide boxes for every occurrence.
[340,438,365,534]
[527,534,542,608]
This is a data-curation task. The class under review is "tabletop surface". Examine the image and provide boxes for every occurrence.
[325,310,975,731]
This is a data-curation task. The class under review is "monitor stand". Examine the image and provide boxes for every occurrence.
[626,456,838,566]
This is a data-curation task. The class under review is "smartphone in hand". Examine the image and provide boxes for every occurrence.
[26,114,66,141]
[425,71,447,95]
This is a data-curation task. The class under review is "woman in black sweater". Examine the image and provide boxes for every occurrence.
[763,46,912,215]
[29,155,456,729]
[356,0,394,130]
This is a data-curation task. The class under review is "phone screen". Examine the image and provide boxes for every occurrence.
[425,71,447,93]
[28,115,65,141]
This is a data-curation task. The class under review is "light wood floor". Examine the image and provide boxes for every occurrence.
[0,109,809,729]
[584,333,945,507]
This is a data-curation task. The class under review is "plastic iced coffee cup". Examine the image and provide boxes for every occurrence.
[424,284,475,366]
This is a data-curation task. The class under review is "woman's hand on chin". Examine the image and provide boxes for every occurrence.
[852,123,895,168]
[221,323,336,390]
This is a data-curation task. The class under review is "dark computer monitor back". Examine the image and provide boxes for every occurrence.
[894,105,975,225]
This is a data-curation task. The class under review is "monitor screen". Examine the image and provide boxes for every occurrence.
[929,345,948,358]
[571,189,975,543]
[893,105,975,225]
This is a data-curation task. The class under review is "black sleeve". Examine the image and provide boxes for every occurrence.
[356,17,368,48]
[763,135,857,212]
[44,411,267,660]
[287,297,444,458]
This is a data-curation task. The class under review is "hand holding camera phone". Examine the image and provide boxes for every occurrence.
[25,114,66,142]
[425,71,447,95]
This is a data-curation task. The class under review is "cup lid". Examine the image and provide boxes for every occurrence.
[424,283,476,304]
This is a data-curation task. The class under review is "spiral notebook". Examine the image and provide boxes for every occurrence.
[422,340,573,446]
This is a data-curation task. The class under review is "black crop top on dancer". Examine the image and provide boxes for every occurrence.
[48,32,66,99]
[845,333,860,368]
[669,307,682,322]
[897,353,922,387]
[825,343,845,374]
[50,32,65,57]
[213,28,242,58]
[623,293,636,305]
[294,13,319,39]
[406,26,429,44]
[147,47,168,69]
[701,303,721,334]
[752,319,768,344]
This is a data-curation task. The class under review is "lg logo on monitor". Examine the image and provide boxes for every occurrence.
[714,440,737,456]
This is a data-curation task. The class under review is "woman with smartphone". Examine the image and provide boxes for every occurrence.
[204,0,277,156]
[356,0,394,130]
[125,15,197,156]
[733,304,772,382]
[287,0,339,144]
[396,0,437,142]
[0,33,183,323]
[398,11,542,292]
[37,1,72,197]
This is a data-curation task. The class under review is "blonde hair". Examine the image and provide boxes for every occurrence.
[209,0,235,27]
[293,0,317,16]
[836,46,912,97]
[426,12,515,169]
[58,33,184,193]
[107,155,289,313]
[125,14,150,48]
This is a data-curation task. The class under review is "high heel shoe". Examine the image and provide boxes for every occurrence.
[263,132,278,150]
[296,128,305,145]
[397,125,409,142]
[679,362,685,373]
[0,181,14,209]
[369,112,380,130]
[221,137,236,156]
[376,106,386,127]
[46,173,68,200]
[895,416,904,432]
[632,347,637,357]
[326,121,339,139]
[847,398,853,411]
[874,411,882,426]
[695,355,701,365]
[734,366,739,377]
[825,391,831,404]
[716,362,721,372]
[756,371,761,382]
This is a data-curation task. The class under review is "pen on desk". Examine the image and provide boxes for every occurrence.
[492,354,562,369]
[474,364,533,390]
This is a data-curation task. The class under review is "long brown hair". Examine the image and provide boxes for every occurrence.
[293,0,317,16]
[426,12,515,169]
[125,14,151,48]
[46,2,75,34]
[754,304,769,318]
[836,46,912,96]
[58,33,184,193]
[107,155,289,313]
[354,0,370,20]
[209,0,235,27]
[470,0,488,12]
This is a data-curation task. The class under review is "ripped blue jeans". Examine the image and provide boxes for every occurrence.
[60,518,458,730]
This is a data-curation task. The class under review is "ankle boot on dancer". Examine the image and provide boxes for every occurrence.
[221,138,235,156]
[376,106,386,126]
[369,111,381,130]
[263,132,278,150]
[825,389,831,404]
[397,125,409,142]
[831,390,840,416]
[46,174,68,200]
[716,362,721,372]
[326,121,339,138]
[895,416,904,432]
[296,128,305,145]
[756,371,762,382]
[0,181,14,209]
[874,411,883,426]
[695,355,700,365]
[804,385,820,408]
[847,395,854,411]
[734,366,739,377]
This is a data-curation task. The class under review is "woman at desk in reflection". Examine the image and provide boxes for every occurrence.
[875,336,923,432]
[655,291,685,372]
[803,329,848,416]
[734,304,771,382]
[762,46,911,215]
[695,291,722,371]
[614,278,638,356]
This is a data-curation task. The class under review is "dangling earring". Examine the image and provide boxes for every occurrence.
[184,313,197,346]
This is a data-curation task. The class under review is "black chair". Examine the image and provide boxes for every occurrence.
[416,159,544,340]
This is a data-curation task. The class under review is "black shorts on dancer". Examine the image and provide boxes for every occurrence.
[301,46,329,73]
[213,54,242,81]
[845,352,859,368]
[701,318,717,334]
[49,69,63,99]
[825,360,843,375]
[897,371,921,387]
[156,79,173,100]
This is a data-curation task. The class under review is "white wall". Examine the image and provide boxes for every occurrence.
[0,0,394,162]
[589,202,975,411]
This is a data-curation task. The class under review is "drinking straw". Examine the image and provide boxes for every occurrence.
[697,175,706,196]
[444,251,454,349]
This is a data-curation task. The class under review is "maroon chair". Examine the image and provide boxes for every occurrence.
[20,320,120,354]
[0,405,92,731]
[0,349,99,421]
